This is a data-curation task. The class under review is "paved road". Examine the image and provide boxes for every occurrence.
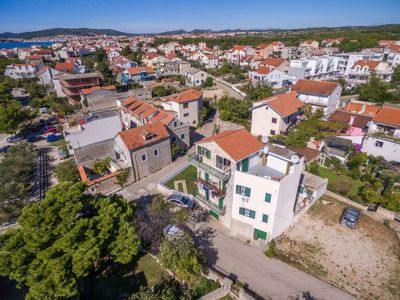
[214,79,245,100]
[192,219,356,300]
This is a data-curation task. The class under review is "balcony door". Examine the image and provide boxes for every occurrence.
[216,155,230,171]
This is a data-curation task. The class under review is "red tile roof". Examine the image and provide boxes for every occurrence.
[292,79,339,96]
[345,102,380,117]
[372,105,400,127]
[55,62,74,72]
[126,66,155,75]
[254,66,275,75]
[197,129,263,161]
[260,58,285,68]
[118,122,170,151]
[255,91,304,117]
[81,85,116,95]
[351,60,380,70]
[165,89,202,104]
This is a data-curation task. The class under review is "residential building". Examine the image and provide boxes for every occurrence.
[251,91,304,137]
[335,52,384,75]
[248,66,294,88]
[288,56,340,80]
[36,66,59,85]
[185,67,207,87]
[161,89,203,126]
[56,72,103,103]
[120,66,157,84]
[300,40,319,49]
[5,63,38,79]
[321,136,353,163]
[256,42,285,59]
[226,45,256,64]
[321,38,344,47]
[291,79,342,116]
[114,122,172,182]
[259,58,288,72]
[346,60,392,85]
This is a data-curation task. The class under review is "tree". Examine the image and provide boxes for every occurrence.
[27,82,47,98]
[92,157,111,174]
[0,100,32,133]
[391,65,400,93]
[129,278,183,300]
[135,196,172,254]
[243,82,273,102]
[358,72,392,103]
[115,168,129,189]
[55,159,79,183]
[0,143,37,222]
[0,182,140,299]
[152,85,171,97]
[159,232,204,284]
[217,96,251,126]
[202,76,214,88]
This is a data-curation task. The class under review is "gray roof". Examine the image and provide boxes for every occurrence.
[302,171,328,189]
[187,67,203,75]
[268,144,298,160]
[65,115,121,150]
[59,72,103,80]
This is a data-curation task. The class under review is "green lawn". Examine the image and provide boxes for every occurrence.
[312,166,363,201]
[165,165,198,195]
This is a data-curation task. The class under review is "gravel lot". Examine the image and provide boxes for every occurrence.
[275,195,400,300]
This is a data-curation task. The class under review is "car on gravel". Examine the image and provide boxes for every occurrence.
[6,135,23,143]
[167,194,195,209]
[340,207,360,229]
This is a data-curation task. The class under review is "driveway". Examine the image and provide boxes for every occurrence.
[190,218,356,300]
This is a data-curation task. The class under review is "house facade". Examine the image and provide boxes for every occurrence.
[185,67,208,87]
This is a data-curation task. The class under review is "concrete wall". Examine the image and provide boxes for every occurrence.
[361,135,400,162]
[251,104,282,137]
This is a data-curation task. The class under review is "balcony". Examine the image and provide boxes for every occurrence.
[194,191,226,216]
[188,153,231,181]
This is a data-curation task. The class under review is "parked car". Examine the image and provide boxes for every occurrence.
[340,207,360,229]
[43,127,58,136]
[25,124,41,132]
[86,114,98,122]
[46,134,62,143]
[6,135,23,143]
[26,135,43,143]
[39,107,49,114]
[167,194,195,209]
[46,117,58,125]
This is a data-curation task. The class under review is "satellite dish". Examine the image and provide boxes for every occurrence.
[291,155,300,164]
[261,136,269,144]
[263,146,269,154]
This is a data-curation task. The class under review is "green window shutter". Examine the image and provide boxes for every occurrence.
[218,198,224,209]
[242,157,249,172]
[210,210,219,220]
[197,145,201,154]
[265,193,271,203]
[249,210,256,219]
[262,214,269,223]
[239,207,245,215]
[245,187,251,197]
[206,149,211,159]
[236,185,242,194]
[299,186,304,194]
[205,172,209,182]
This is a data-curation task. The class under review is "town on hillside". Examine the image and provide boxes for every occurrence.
[0,16,400,300]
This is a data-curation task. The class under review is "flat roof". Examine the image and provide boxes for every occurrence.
[59,72,103,80]
[247,165,285,179]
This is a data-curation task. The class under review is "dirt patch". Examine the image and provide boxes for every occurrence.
[275,195,400,300]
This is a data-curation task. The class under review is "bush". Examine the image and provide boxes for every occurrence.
[92,158,111,174]
[265,239,276,257]
[55,159,79,183]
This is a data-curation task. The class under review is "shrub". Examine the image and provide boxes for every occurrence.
[265,239,276,257]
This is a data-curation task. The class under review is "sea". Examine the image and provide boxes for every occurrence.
[0,41,56,49]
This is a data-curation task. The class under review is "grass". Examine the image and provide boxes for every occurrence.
[134,254,168,287]
[50,139,67,147]
[165,165,198,195]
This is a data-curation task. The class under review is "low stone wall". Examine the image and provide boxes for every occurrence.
[199,277,232,300]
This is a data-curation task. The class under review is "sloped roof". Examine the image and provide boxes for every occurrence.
[81,85,116,95]
[351,60,380,70]
[118,122,170,151]
[165,89,202,104]
[345,102,380,117]
[372,105,400,127]
[126,66,155,75]
[254,91,304,118]
[292,79,339,96]
[197,129,263,161]
[260,58,286,68]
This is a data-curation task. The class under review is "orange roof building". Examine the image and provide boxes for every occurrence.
[372,105,400,128]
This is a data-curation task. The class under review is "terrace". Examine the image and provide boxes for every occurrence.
[188,153,231,181]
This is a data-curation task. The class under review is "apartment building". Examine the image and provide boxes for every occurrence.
[161,89,203,126]
[120,66,157,84]
[335,52,384,75]
[5,63,38,79]
[248,66,294,88]
[291,79,342,116]
[288,56,340,80]
[114,122,172,182]
[251,91,304,138]
[347,60,392,85]
[185,67,208,87]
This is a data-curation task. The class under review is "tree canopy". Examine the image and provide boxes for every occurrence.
[0,100,32,133]
[54,159,79,183]
[0,182,140,299]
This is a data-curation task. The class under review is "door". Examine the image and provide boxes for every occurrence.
[242,158,249,172]
[204,186,209,200]
[205,172,209,182]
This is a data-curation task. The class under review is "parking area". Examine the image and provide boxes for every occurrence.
[275,195,400,300]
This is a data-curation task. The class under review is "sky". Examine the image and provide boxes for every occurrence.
[0,0,399,34]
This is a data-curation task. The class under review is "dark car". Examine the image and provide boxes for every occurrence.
[340,207,360,229]
[0,145,10,154]
[6,135,23,143]
[26,135,43,143]
[46,134,62,143]
[167,194,195,209]
[46,117,58,125]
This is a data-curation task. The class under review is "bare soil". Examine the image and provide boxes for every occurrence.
[275,195,400,300]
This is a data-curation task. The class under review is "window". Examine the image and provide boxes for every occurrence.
[154,149,159,157]
[236,185,251,197]
[193,120,197,124]
[180,133,185,139]
[141,154,147,161]
[171,136,176,142]
[375,141,384,147]
[265,193,272,203]
[262,214,269,223]
[197,146,211,158]
[183,103,189,109]
[239,207,255,219]
[173,121,177,127]
[184,113,189,117]
[270,130,276,135]
[272,117,277,124]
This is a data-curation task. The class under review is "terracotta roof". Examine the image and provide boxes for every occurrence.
[328,110,372,128]
[386,44,400,53]
[36,66,49,76]
[254,66,275,75]
[126,66,155,75]
[345,102,380,117]
[255,91,304,117]
[351,60,380,70]
[118,122,170,151]
[372,105,400,127]
[292,79,338,96]
[257,44,269,49]
[165,89,202,104]
[81,85,116,95]
[286,146,320,163]
[144,52,159,59]
[55,62,74,72]
[25,55,43,60]
[197,129,263,161]
[260,58,285,68]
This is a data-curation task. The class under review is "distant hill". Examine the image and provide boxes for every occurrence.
[0,28,132,38]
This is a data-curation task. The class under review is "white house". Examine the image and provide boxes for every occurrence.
[248,66,294,88]
[5,63,37,79]
[291,79,342,116]
[288,56,340,80]
[335,52,384,75]
[251,91,304,137]
[346,60,392,86]
[185,67,207,87]
[161,89,203,126]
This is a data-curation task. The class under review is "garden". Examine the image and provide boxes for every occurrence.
[165,165,198,195]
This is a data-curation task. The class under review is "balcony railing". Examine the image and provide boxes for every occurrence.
[194,192,226,216]
[188,153,231,181]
